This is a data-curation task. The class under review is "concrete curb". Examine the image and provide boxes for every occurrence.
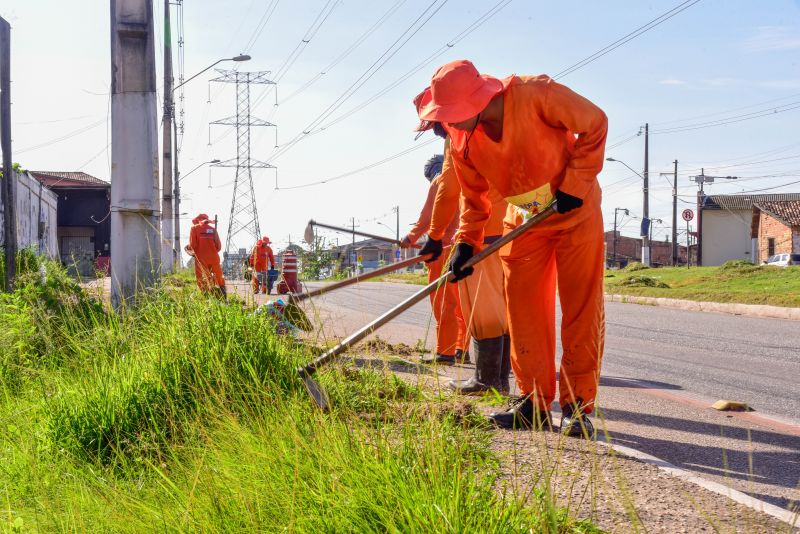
[605,294,800,321]
[596,436,800,528]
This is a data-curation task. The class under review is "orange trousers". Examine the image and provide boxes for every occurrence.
[501,208,605,413]
[458,251,507,340]
[428,254,466,356]
[194,260,225,292]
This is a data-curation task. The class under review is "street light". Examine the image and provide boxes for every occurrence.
[178,159,220,185]
[607,157,650,266]
[171,55,252,269]
[173,54,251,92]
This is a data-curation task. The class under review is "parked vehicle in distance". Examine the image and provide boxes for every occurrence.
[764,253,800,267]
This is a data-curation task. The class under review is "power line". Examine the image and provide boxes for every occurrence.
[15,118,106,154]
[313,0,514,132]
[649,91,800,128]
[553,0,702,80]
[277,138,437,190]
[650,101,800,134]
[268,0,450,163]
[279,0,409,105]
[242,0,281,54]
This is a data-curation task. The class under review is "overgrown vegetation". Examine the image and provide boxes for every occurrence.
[606,260,800,307]
[0,252,598,532]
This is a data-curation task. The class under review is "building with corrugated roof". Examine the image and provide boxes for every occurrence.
[699,193,800,265]
[31,171,111,276]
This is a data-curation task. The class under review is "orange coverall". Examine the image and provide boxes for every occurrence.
[429,139,508,341]
[250,240,276,291]
[407,173,466,357]
[189,220,225,292]
[447,75,607,412]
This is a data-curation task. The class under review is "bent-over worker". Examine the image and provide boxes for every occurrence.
[400,155,467,365]
[417,59,607,437]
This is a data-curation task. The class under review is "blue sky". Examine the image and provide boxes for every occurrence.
[2,0,799,251]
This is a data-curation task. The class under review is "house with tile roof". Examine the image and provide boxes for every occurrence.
[31,171,111,276]
[750,200,800,264]
[699,193,800,265]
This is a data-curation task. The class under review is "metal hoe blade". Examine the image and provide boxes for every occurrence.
[299,368,330,411]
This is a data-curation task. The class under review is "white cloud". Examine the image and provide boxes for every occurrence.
[659,78,688,86]
[744,26,800,51]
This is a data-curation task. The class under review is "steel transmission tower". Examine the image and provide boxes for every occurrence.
[210,69,276,276]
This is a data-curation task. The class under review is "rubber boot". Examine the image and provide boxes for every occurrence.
[219,285,228,301]
[448,336,504,395]
[500,334,512,394]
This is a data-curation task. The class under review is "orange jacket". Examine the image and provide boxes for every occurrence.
[446,75,607,247]
[407,174,458,245]
[189,220,222,265]
[250,241,275,271]
[429,137,507,243]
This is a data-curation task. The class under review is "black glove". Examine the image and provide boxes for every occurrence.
[449,243,474,283]
[418,238,442,263]
[555,189,583,214]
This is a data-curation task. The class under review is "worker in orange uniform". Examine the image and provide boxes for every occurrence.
[412,88,511,394]
[399,155,468,365]
[188,213,227,299]
[250,236,276,294]
[417,60,607,437]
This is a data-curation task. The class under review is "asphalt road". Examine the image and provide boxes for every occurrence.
[301,280,800,422]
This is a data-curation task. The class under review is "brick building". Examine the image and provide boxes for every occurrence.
[700,193,800,265]
[604,231,690,268]
[750,200,800,263]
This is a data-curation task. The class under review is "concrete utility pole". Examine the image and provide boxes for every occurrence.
[110,0,161,306]
[642,122,650,266]
[160,0,174,272]
[0,17,16,291]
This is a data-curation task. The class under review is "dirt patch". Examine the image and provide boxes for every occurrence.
[360,337,423,357]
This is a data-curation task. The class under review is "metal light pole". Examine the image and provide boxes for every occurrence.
[166,54,250,270]
[607,156,650,265]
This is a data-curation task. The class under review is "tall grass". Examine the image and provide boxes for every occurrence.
[0,255,598,532]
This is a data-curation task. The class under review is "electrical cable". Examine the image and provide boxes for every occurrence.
[650,101,800,134]
[277,138,437,190]
[268,0,450,163]
[15,119,106,155]
[553,0,702,80]
[280,0,409,105]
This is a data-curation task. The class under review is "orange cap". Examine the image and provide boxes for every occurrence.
[261,236,271,244]
[412,87,434,132]
[418,60,503,123]
[192,213,209,225]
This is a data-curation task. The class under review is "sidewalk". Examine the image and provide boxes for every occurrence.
[606,293,800,321]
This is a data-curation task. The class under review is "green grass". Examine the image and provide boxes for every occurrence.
[0,254,599,532]
[605,260,800,307]
[369,270,429,285]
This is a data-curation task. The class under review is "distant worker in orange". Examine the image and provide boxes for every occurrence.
[413,87,510,395]
[400,155,467,365]
[250,236,276,294]
[188,213,226,298]
[417,60,607,437]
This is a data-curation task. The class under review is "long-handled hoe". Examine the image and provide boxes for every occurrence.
[298,203,558,410]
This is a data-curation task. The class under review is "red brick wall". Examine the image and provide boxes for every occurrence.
[758,212,793,260]
[604,231,688,266]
